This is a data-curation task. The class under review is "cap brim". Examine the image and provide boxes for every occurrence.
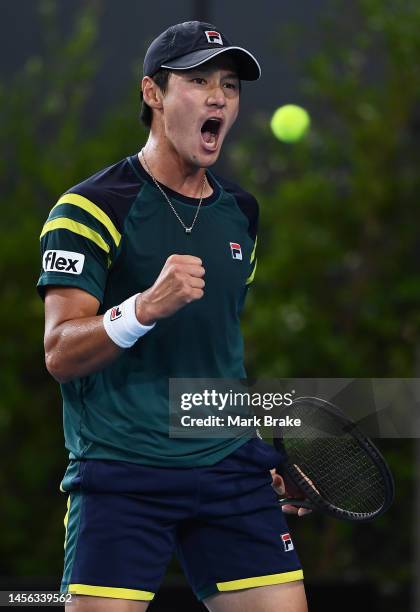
[161,46,261,81]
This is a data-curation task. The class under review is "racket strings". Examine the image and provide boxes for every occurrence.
[280,402,386,515]
[285,437,385,513]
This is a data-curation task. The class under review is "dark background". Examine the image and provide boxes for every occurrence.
[1,1,419,610]
[0,0,327,124]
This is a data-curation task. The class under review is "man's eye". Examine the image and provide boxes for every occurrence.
[224,82,237,89]
[192,77,206,84]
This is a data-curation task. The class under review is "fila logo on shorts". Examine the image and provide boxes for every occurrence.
[205,30,223,45]
[281,533,294,552]
[110,306,122,321]
[43,250,85,275]
[230,242,242,260]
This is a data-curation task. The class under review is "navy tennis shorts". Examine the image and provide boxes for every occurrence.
[61,438,303,602]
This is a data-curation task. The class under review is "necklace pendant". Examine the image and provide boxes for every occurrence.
[141,150,205,236]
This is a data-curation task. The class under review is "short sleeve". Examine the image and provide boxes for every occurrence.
[37,192,121,303]
[246,235,258,286]
[214,174,259,288]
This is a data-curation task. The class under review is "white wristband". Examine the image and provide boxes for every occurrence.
[103,293,155,348]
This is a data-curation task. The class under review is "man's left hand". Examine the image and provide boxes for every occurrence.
[270,469,312,517]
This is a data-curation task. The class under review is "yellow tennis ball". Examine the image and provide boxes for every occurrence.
[270,104,310,143]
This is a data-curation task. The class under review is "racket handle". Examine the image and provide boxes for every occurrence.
[278,498,314,510]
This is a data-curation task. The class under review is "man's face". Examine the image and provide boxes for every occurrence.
[158,56,240,168]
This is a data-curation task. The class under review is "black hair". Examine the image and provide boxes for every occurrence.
[140,69,171,129]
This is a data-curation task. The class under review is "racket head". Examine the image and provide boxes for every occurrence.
[273,396,395,522]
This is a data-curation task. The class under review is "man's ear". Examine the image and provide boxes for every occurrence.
[141,76,164,110]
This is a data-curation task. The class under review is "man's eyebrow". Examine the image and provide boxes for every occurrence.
[185,68,239,79]
[223,72,240,80]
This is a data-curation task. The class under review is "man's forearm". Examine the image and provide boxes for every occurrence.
[43,254,205,383]
[45,316,123,383]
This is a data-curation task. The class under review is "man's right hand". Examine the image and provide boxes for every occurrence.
[135,254,205,326]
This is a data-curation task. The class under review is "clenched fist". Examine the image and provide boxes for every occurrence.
[135,254,205,325]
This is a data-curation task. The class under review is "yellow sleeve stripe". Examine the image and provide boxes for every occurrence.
[40,218,110,254]
[68,584,155,601]
[250,235,258,264]
[217,569,304,591]
[246,259,257,285]
[53,193,121,247]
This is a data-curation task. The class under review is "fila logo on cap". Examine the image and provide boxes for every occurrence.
[110,306,122,321]
[281,533,294,552]
[205,30,223,45]
[43,250,85,275]
[230,242,242,260]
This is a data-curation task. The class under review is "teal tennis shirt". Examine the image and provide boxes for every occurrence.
[37,154,258,467]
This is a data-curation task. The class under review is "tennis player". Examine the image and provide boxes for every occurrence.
[37,21,308,612]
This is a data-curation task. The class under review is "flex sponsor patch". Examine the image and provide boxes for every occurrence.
[43,250,85,275]
[281,533,294,552]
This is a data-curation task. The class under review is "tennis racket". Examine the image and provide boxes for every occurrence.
[273,396,395,522]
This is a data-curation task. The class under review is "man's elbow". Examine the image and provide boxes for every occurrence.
[45,351,73,384]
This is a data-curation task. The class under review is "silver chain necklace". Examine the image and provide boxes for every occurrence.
[141,149,207,234]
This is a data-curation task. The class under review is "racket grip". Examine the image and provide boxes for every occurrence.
[278,498,314,510]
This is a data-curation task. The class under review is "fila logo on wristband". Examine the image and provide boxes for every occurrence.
[103,293,155,349]
[43,250,85,274]
[281,533,294,552]
[205,30,223,45]
[110,306,122,321]
[230,242,242,260]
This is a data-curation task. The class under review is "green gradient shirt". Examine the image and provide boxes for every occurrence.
[37,154,258,467]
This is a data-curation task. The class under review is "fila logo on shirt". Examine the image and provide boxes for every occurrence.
[230,242,243,260]
[205,30,223,45]
[43,250,85,275]
[281,533,294,552]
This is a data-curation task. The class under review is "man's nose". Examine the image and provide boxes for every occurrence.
[206,85,226,107]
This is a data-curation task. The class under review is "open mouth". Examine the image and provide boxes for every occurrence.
[200,118,222,149]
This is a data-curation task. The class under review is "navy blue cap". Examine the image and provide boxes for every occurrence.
[143,21,261,81]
